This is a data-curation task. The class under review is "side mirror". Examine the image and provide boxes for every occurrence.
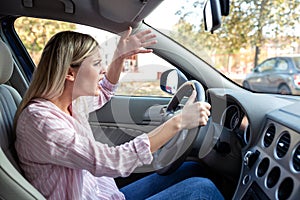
[253,67,260,73]
[160,69,188,95]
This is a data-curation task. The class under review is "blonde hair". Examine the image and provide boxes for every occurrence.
[14,31,99,127]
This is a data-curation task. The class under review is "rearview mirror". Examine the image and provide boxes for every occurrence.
[160,69,188,95]
[203,0,223,33]
[253,67,260,73]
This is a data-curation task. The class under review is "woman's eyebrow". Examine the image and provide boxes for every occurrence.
[92,59,101,63]
[94,58,102,62]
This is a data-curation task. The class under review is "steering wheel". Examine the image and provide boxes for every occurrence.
[153,80,205,175]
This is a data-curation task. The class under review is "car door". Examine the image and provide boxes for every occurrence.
[266,58,289,93]
[249,58,276,92]
[89,95,170,146]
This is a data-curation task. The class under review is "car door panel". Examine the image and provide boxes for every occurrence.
[258,72,270,91]
[266,72,284,93]
[89,96,171,145]
[264,73,276,92]
[249,72,264,91]
[249,58,277,92]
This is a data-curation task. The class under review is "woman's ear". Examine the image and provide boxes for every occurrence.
[66,67,77,82]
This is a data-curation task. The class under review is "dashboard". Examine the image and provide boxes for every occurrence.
[204,88,300,200]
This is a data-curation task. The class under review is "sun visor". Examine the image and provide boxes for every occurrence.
[97,0,163,23]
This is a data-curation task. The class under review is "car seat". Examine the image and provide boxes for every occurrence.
[0,39,45,200]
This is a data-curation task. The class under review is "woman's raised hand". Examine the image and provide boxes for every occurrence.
[114,26,157,60]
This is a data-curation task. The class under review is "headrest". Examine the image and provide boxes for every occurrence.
[0,40,14,84]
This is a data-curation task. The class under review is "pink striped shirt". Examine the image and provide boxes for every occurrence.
[15,77,153,200]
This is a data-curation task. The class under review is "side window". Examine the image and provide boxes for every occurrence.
[116,53,175,96]
[259,59,276,72]
[294,57,300,70]
[14,17,173,97]
[276,59,288,71]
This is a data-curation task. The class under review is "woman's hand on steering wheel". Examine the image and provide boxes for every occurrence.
[152,80,211,175]
[180,90,211,129]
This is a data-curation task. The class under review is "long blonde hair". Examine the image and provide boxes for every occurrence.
[14,31,99,127]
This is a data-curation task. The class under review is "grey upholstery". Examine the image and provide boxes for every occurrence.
[0,39,45,200]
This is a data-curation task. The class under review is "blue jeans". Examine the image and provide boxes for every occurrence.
[120,161,224,200]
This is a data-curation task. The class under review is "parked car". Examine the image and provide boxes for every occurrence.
[0,0,299,200]
[243,56,300,95]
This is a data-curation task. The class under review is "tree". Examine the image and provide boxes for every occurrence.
[236,0,300,66]
[14,17,76,64]
[171,0,300,72]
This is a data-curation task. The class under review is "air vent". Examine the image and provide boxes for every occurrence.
[276,132,290,158]
[292,144,300,172]
[263,124,276,147]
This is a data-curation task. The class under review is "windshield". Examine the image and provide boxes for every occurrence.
[145,0,300,96]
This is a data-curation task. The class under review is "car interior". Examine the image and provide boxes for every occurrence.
[0,0,300,200]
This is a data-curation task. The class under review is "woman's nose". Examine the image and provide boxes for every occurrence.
[99,68,106,75]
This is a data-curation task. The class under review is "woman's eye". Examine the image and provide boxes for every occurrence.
[94,62,101,67]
